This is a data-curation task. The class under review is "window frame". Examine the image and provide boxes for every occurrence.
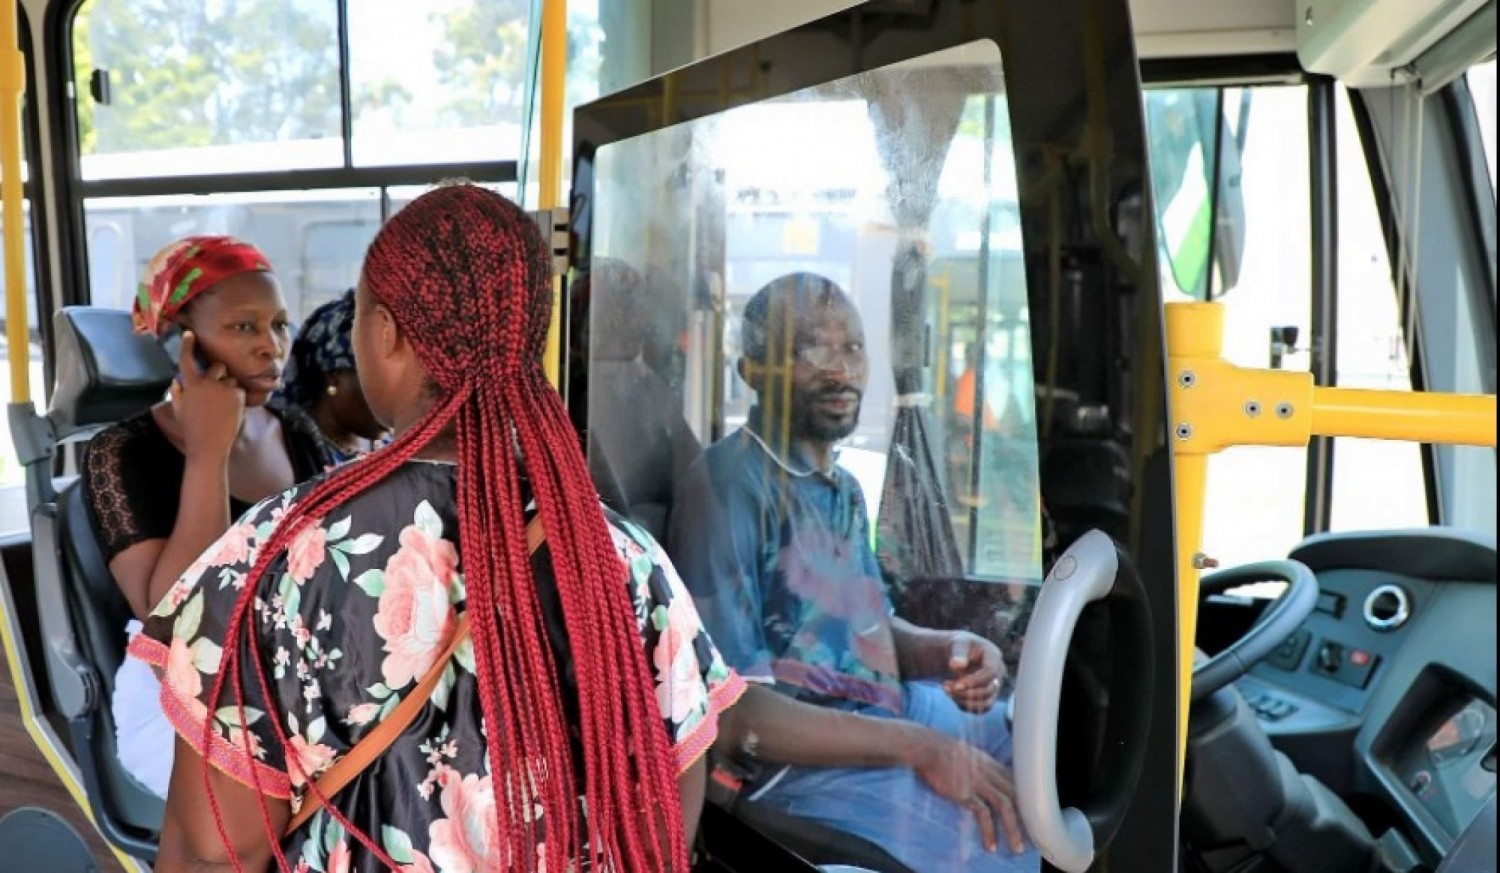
[1442,73,1498,307]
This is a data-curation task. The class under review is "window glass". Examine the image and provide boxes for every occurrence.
[1329,87,1429,533]
[82,190,381,321]
[348,0,539,167]
[1147,85,1313,568]
[73,0,342,179]
[1466,59,1496,199]
[583,41,1047,867]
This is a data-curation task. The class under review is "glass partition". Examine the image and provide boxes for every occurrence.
[581,38,1049,873]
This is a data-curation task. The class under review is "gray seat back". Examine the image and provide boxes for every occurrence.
[26,307,171,861]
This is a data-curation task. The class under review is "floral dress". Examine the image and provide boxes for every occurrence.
[129,460,745,872]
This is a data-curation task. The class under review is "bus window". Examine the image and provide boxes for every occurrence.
[1147,84,1315,569]
[72,0,342,179]
[299,218,378,306]
[1328,86,1428,533]
[1467,59,1496,199]
[80,189,381,320]
[348,0,528,166]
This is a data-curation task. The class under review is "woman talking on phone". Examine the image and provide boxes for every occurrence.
[83,236,335,799]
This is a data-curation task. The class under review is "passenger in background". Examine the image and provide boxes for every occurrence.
[278,289,388,463]
[82,236,335,799]
[669,272,1041,873]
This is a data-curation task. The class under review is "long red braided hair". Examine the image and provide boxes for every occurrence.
[202,183,687,872]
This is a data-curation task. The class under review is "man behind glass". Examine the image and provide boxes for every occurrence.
[668,272,1041,872]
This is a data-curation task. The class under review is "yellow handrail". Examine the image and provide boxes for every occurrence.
[539,0,567,389]
[1166,300,1497,792]
[2,0,26,403]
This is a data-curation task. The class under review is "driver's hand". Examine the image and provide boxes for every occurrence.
[908,727,1027,855]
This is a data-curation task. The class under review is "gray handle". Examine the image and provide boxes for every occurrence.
[1012,530,1119,873]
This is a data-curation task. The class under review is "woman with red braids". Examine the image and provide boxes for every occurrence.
[128,183,745,873]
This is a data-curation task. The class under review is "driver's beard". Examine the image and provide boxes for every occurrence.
[793,392,862,443]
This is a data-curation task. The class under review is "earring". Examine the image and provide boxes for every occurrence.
[327,384,339,397]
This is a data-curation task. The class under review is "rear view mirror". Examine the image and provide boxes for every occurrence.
[1144,88,1248,300]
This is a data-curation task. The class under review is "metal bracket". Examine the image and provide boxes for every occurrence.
[529,207,570,277]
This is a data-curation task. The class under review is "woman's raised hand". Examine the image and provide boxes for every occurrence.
[169,330,245,460]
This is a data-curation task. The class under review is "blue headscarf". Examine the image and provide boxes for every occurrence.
[281,289,357,407]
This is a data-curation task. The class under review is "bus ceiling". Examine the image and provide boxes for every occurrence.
[1131,0,1494,93]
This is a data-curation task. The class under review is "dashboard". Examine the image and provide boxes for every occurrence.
[1231,529,1498,861]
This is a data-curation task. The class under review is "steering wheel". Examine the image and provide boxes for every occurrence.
[1191,559,1319,702]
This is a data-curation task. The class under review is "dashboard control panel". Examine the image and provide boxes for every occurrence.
[1244,688,1301,722]
[1263,626,1380,690]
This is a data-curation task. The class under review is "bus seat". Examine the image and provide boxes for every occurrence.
[722,797,918,873]
[588,356,702,544]
[28,306,170,862]
[48,306,175,438]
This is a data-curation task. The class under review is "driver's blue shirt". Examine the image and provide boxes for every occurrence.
[667,422,903,714]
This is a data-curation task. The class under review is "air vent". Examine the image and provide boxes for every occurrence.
[1363,585,1412,632]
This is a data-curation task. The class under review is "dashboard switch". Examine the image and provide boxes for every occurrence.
[1268,629,1311,671]
[1317,642,1344,673]
[1311,638,1379,689]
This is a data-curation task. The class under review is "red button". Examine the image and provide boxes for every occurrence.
[1350,649,1371,667]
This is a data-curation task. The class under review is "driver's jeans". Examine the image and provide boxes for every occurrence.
[751,681,1043,873]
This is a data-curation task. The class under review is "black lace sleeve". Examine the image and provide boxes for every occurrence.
[82,415,184,565]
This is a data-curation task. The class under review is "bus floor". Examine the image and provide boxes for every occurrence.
[0,646,130,873]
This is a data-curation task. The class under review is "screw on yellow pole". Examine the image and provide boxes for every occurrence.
[2,0,27,403]
[1165,300,1497,795]
[538,0,567,389]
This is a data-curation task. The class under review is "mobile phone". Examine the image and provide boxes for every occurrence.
[158,324,211,375]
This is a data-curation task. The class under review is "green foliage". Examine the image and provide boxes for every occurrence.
[73,0,339,154]
[71,0,603,155]
[429,0,531,128]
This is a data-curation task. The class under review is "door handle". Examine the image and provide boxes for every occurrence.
[1012,529,1155,872]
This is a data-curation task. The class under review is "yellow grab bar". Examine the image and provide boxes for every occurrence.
[2,0,27,403]
[1166,300,1497,792]
[539,0,567,389]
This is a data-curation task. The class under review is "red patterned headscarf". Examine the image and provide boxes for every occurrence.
[133,235,273,337]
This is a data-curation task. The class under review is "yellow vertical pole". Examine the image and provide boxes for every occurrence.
[2,0,27,403]
[539,0,567,389]
[1165,302,1223,793]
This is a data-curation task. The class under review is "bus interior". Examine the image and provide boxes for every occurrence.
[0,1,1495,872]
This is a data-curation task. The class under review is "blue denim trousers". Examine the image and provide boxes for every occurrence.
[752,681,1043,873]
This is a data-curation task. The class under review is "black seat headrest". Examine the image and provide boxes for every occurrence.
[48,307,174,438]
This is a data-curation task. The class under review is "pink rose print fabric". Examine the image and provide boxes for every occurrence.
[129,461,744,872]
